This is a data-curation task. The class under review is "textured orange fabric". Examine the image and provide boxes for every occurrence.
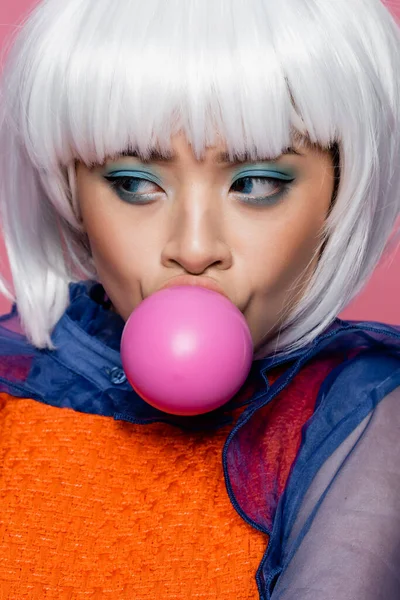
[0,358,336,599]
[0,395,268,600]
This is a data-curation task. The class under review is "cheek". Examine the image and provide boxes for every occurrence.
[79,176,141,270]
[248,186,331,301]
[270,215,322,282]
[77,180,155,316]
[90,229,150,320]
[89,219,144,274]
[243,186,331,347]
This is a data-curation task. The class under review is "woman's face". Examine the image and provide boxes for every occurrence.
[76,133,335,354]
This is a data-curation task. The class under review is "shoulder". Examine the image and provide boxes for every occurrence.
[308,318,400,418]
[277,331,400,543]
[271,381,400,600]
[264,338,400,598]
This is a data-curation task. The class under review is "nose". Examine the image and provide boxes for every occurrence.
[161,195,232,275]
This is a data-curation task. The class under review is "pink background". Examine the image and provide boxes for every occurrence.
[0,0,400,322]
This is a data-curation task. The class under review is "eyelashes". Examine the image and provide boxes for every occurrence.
[230,172,295,205]
[104,173,163,203]
[103,169,296,206]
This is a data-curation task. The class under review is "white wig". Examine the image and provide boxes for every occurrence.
[0,0,399,356]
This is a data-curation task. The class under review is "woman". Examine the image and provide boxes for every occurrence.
[0,0,399,597]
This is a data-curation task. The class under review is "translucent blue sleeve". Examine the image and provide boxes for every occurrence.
[272,386,400,599]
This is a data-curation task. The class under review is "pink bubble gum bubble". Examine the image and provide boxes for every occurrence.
[120,286,253,416]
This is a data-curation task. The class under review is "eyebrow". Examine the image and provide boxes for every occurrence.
[214,148,302,164]
[120,147,303,164]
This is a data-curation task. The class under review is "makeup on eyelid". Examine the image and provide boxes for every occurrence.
[231,165,298,182]
[102,164,163,185]
[101,161,298,206]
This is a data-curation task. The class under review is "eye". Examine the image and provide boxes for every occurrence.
[231,176,283,196]
[104,171,164,204]
[230,172,295,206]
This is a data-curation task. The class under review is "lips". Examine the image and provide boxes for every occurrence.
[159,275,229,299]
